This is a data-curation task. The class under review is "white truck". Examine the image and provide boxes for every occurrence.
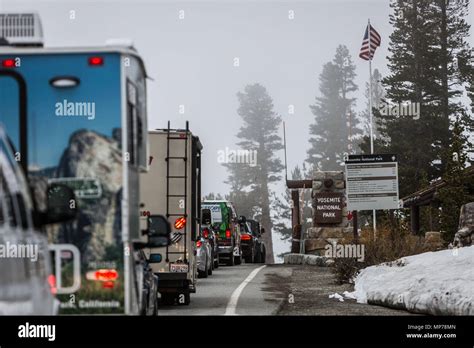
[139,122,202,305]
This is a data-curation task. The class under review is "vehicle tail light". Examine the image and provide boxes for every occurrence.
[88,56,104,66]
[2,59,16,68]
[202,228,209,239]
[225,229,231,239]
[86,269,119,282]
[241,234,252,241]
[175,217,186,230]
[196,240,202,248]
[47,274,57,295]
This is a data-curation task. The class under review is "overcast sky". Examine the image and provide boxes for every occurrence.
[2,0,473,257]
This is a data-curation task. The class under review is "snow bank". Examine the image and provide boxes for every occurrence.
[349,246,474,315]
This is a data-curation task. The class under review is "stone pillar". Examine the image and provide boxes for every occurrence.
[305,171,352,255]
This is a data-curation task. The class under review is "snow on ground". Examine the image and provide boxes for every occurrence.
[348,246,474,315]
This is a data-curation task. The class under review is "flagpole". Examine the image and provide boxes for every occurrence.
[368,18,377,240]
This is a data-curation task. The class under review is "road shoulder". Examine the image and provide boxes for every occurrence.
[263,264,416,315]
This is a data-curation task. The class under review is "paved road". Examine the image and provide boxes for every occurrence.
[158,263,413,316]
[158,263,290,316]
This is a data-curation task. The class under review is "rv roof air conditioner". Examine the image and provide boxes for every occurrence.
[0,12,44,47]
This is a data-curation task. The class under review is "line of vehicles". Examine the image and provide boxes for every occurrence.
[0,12,265,315]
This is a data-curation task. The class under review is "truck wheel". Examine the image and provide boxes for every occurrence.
[208,258,213,275]
[254,249,261,263]
[198,266,208,278]
[153,294,158,315]
[161,293,175,305]
[226,253,235,266]
[235,249,242,265]
[244,249,254,263]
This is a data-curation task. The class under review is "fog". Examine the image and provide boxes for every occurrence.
[2,0,473,258]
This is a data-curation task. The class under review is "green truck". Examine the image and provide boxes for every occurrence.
[201,201,242,266]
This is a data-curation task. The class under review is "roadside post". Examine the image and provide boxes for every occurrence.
[287,180,312,254]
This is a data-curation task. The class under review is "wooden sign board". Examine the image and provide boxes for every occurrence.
[314,192,344,224]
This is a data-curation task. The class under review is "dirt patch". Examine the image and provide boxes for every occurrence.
[264,265,416,316]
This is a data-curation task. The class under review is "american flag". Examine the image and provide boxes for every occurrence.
[359,24,381,61]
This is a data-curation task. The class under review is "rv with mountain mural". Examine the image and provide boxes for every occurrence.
[0,12,168,315]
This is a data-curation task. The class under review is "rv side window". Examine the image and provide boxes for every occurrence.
[127,81,138,166]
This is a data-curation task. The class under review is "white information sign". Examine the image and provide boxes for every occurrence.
[345,154,399,211]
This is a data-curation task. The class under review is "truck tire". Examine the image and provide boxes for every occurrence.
[244,249,254,263]
[254,248,261,263]
[161,293,175,305]
[153,294,158,315]
[198,256,209,278]
[226,253,235,266]
[208,253,213,275]
[260,248,266,264]
[235,249,242,265]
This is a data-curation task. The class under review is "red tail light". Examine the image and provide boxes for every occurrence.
[2,59,16,68]
[202,228,209,239]
[47,274,57,295]
[175,217,186,229]
[88,56,104,66]
[225,229,231,239]
[241,234,252,241]
[196,240,202,248]
[95,269,118,281]
[86,269,119,282]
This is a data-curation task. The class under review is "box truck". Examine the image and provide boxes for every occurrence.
[139,122,202,305]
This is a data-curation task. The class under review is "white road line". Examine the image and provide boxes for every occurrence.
[225,265,266,315]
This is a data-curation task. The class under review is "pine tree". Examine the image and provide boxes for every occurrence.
[202,192,225,201]
[438,118,474,242]
[224,83,284,263]
[307,45,360,170]
[375,0,474,197]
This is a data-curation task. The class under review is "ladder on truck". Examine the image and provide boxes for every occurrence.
[165,121,189,265]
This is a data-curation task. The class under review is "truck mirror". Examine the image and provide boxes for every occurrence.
[260,227,265,234]
[147,215,171,247]
[46,183,77,224]
[238,215,246,223]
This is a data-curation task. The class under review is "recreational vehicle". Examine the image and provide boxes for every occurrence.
[139,122,202,305]
[0,12,169,315]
